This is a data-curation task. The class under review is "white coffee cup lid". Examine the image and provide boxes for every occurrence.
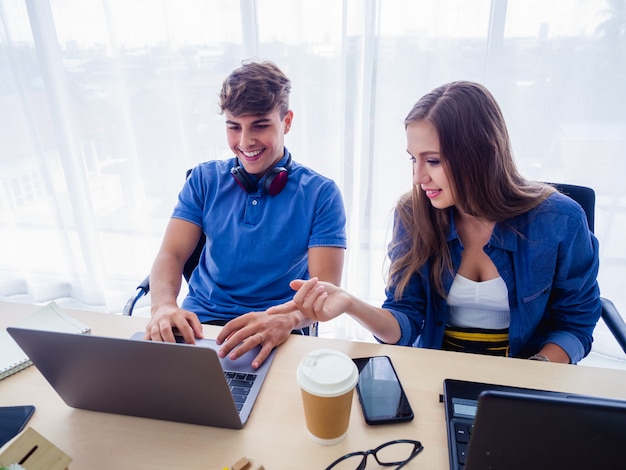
[296,349,358,397]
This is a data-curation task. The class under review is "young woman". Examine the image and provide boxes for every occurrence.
[276,81,601,364]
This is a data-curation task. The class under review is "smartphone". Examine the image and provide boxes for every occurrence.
[352,356,414,425]
[0,405,36,448]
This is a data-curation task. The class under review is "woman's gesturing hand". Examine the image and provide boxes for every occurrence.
[271,277,350,322]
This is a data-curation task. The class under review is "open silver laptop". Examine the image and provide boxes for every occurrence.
[7,327,276,429]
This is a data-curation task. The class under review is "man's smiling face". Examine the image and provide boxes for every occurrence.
[225,108,293,177]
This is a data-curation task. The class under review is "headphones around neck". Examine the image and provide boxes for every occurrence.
[230,155,292,196]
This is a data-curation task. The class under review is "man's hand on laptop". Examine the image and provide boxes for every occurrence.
[144,305,204,344]
[216,308,300,369]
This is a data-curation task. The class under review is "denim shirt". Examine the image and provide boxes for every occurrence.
[381,192,601,363]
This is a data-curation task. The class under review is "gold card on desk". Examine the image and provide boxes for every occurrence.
[0,427,72,470]
[0,302,91,380]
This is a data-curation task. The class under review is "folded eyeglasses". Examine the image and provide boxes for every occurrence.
[325,439,424,470]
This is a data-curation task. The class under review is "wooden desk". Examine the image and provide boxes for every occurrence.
[2,301,626,469]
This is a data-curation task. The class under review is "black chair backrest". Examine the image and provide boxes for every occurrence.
[548,183,595,233]
[183,168,206,282]
[183,234,205,282]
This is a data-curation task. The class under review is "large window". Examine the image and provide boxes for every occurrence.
[1,0,624,360]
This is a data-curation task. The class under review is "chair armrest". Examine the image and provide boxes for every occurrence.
[122,276,150,316]
[600,297,626,354]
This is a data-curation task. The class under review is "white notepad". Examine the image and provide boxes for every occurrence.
[1,302,91,380]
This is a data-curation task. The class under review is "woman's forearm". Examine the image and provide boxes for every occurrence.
[345,295,402,344]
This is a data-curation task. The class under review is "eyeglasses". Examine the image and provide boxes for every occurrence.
[325,439,424,470]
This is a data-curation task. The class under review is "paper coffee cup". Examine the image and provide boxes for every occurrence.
[296,348,359,445]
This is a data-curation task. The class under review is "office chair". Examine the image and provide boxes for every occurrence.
[122,170,318,336]
[122,231,205,317]
[123,168,205,318]
[548,183,626,354]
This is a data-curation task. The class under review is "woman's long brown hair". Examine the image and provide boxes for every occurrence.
[388,81,555,299]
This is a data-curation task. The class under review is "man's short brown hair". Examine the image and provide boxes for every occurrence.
[219,60,291,118]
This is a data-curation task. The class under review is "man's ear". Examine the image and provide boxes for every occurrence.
[283,110,294,134]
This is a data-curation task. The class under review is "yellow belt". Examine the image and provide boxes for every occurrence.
[442,327,509,356]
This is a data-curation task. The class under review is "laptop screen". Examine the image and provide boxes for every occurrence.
[443,378,626,470]
[466,389,626,470]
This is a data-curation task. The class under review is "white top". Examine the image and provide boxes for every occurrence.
[447,274,510,329]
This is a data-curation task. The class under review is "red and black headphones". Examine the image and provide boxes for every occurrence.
[230,155,292,196]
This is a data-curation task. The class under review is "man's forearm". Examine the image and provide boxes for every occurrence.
[149,256,184,312]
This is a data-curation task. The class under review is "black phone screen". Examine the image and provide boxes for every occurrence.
[353,356,414,425]
[0,405,36,448]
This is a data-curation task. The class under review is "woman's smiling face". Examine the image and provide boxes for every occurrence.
[406,120,455,210]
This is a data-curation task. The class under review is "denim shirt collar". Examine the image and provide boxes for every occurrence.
[446,207,519,252]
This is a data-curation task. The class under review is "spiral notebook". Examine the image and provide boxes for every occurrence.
[0,302,91,380]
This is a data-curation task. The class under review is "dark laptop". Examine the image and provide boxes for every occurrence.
[7,327,276,429]
[443,378,626,470]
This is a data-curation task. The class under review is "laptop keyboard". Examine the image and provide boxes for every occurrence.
[224,370,258,412]
[453,418,475,468]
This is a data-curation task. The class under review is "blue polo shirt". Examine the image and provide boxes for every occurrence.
[172,148,347,323]
[382,192,601,363]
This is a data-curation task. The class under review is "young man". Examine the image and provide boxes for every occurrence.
[144,61,346,368]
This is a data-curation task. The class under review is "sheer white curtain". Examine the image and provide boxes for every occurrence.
[1,0,624,358]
